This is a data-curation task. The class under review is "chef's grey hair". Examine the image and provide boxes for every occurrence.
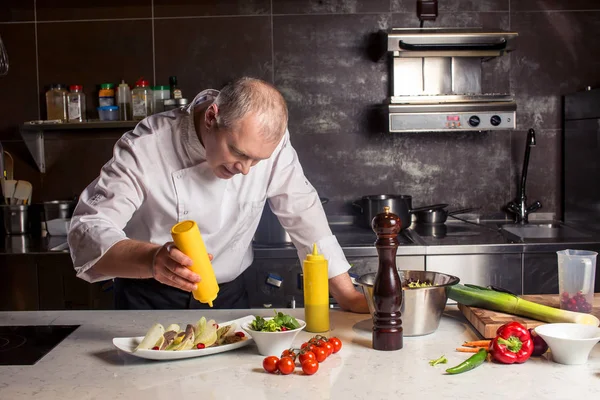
[214,77,288,142]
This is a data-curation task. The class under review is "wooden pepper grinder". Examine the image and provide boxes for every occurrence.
[371,206,403,351]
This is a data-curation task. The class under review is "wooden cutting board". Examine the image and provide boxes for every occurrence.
[458,294,600,339]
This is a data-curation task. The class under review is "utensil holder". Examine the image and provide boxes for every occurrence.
[2,204,29,235]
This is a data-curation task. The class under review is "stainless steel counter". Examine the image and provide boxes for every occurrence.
[253,218,600,259]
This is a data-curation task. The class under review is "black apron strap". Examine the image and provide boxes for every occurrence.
[114,274,249,310]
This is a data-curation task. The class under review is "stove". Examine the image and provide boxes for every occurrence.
[0,325,79,365]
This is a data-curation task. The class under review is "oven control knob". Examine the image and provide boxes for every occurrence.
[468,116,480,127]
[490,115,502,126]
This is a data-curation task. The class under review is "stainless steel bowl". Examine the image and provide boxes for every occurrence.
[357,270,460,336]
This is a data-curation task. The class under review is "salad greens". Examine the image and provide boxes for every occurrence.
[249,311,301,332]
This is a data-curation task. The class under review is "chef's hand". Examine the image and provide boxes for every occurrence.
[151,242,214,292]
[329,273,370,314]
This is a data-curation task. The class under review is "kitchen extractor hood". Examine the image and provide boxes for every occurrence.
[385,28,519,133]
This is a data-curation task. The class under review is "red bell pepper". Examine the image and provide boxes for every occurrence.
[488,322,534,364]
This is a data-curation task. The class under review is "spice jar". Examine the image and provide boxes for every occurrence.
[45,84,68,121]
[132,78,153,121]
[67,85,86,122]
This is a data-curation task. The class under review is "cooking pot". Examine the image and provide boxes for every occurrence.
[353,194,413,230]
[253,197,329,245]
[412,206,479,225]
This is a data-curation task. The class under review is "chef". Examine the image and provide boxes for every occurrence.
[68,77,368,313]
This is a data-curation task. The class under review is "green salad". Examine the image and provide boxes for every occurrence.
[249,311,301,332]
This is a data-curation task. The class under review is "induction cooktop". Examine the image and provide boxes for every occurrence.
[0,325,80,366]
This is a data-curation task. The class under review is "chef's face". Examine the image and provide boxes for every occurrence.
[203,104,281,179]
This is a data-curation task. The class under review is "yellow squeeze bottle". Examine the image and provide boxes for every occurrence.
[171,220,219,307]
[303,243,330,333]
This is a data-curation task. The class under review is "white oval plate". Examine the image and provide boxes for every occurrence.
[112,315,255,361]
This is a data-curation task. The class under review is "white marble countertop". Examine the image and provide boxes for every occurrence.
[1,307,599,400]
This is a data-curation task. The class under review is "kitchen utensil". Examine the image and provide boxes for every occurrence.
[457,294,600,339]
[534,323,600,365]
[357,270,460,336]
[43,200,76,221]
[13,181,32,205]
[3,150,13,180]
[254,197,329,245]
[352,194,413,230]
[241,317,306,356]
[557,249,597,313]
[1,204,29,235]
[412,206,480,225]
[2,179,16,204]
[112,315,254,361]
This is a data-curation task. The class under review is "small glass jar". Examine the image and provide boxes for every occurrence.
[45,84,68,121]
[67,85,86,122]
[132,78,153,121]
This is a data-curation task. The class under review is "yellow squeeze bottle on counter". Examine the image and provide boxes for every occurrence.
[171,220,219,307]
[303,243,330,333]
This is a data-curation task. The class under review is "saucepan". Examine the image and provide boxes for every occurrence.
[412,206,480,225]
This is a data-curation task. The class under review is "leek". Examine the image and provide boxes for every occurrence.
[449,284,600,326]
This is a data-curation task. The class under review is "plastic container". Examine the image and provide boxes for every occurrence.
[45,84,68,121]
[557,249,598,313]
[132,78,153,120]
[116,80,133,121]
[303,244,330,333]
[153,85,170,113]
[67,85,86,122]
[98,106,119,121]
[170,220,219,307]
[99,83,115,107]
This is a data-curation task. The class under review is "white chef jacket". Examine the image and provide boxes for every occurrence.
[68,89,351,284]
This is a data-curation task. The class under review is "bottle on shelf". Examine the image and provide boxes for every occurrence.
[116,80,133,121]
[169,76,182,99]
[67,85,86,123]
[45,84,68,121]
[132,78,153,121]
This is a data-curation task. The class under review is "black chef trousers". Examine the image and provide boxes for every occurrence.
[113,273,249,310]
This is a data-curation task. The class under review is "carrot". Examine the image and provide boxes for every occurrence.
[462,340,491,348]
[456,347,487,353]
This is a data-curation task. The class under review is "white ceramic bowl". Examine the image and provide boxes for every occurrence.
[241,318,306,356]
[534,323,600,365]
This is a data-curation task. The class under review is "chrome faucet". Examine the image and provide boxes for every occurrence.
[506,128,542,223]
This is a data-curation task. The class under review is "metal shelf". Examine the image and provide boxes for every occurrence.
[19,120,138,173]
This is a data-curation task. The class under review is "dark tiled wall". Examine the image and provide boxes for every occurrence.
[1,0,600,218]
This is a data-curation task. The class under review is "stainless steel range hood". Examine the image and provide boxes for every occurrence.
[385,28,519,133]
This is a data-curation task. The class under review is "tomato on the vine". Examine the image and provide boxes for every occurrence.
[281,349,297,360]
[329,337,342,353]
[263,356,279,374]
[299,351,316,364]
[320,341,333,357]
[313,347,327,363]
[277,357,295,375]
[301,359,319,375]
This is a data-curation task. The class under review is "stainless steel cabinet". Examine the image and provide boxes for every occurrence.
[426,254,522,295]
